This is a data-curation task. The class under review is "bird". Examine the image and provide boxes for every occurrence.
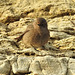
[16,18,50,50]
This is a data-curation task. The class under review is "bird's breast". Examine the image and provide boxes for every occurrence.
[31,28,49,47]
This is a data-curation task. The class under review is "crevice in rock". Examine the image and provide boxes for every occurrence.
[50,29,75,36]
[11,41,20,48]
[24,9,34,15]
[25,52,31,56]
[64,31,75,36]
[71,51,75,59]
[43,5,53,12]
[65,58,70,75]
[27,56,35,75]
[51,12,75,19]
[71,56,75,59]
[14,71,32,75]
[4,9,34,24]
[70,20,75,26]
[5,15,20,24]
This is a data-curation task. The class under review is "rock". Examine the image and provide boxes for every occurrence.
[29,56,68,75]
[49,1,75,18]
[0,54,6,60]
[0,23,7,32]
[0,0,75,23]
[12,56,33,74]
[50,31,72,40]
[0,38,18,54]
[48,16,75,35]
[0,10,16,23]
[0,60,10,75]
[7,18,33,36]
[53,36,75,50]
[0,23,7,38]
[68,58,75,75]
[6,54,18,63]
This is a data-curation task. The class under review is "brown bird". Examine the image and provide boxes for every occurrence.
[16,18,50,50]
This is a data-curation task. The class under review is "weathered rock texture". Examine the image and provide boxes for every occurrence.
[0,0,75,75]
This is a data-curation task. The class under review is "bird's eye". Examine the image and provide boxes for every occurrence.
[38,24,40,26]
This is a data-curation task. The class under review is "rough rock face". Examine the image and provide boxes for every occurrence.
[0,0,75,75]
[29,56,68,75]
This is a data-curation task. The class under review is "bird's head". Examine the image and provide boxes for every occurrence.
[33,18,47,28]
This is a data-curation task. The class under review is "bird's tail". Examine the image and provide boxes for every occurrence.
[15,33,25,42]
[15,30,29,42]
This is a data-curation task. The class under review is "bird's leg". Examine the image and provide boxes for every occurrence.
[42,46,45,49]
[37,46,45,50]
[42,45,49,50]
[31,44,39,51]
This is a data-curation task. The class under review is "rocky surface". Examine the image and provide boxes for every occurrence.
[0,0,75,75]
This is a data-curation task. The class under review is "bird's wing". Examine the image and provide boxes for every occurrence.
[15,30,29,42]
[15,25,33,42]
